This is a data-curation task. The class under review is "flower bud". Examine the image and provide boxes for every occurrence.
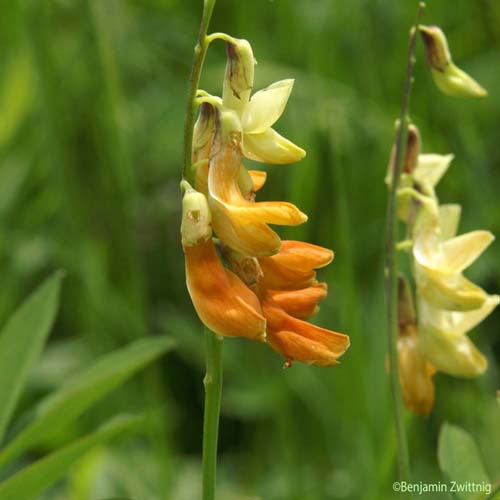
[419,25,487,98]
[180,181,212,247]
[222,37,255,116]
[419,25,451,71]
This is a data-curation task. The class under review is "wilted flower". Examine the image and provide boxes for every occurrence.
[419,25,487,98]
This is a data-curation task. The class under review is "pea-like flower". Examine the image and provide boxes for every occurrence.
[206,107,307,257]
[217,34,306,164]
[258,241,349,366]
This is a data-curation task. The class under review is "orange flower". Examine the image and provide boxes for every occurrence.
[262,297,349,367]
[255,241,348,367]
[181,182,266,341]
[398,326,436,416]
[207,109,307,257]
[396,276,435,416]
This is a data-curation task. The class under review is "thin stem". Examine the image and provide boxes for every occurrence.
[181,2,222,499]
[202,327,223,500]
[183,0,217,181]
[384,1,425,485]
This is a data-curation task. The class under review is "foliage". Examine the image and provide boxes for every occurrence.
[1,0,499,498]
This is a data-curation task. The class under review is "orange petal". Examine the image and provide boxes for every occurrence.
[269,283,327,319]
[277,241,334,270]
[267,330,339,367]
[263,298,349,364]
[258,241,334,290]
[398,333,435,416]
[248,170,267,191]
[185,239,266,341]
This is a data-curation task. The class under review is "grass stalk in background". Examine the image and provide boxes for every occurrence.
[384,1,425,485]
[181,1,223,499]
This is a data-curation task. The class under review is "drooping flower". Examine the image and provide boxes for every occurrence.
[419,25,487,98]
[181,181,266,341]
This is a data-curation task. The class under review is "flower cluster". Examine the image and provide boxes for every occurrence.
[182,35,349,366]
[390,125,499,415]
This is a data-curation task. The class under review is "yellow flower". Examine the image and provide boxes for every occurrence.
[418,295,499,377]
[419,25,487,98]
[412,199,494,311]
[181,182,266,341]
[218,34,306,164]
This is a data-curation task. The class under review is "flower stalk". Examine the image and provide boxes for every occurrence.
[181,2,223,499]
[385,1,426,484]
[201,326,223,500]
[183,0,217,182]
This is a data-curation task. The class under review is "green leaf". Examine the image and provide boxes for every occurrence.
[0,272,63,444]
[0,335,174,470]
[438,422,491,500]
[0,414,144,500]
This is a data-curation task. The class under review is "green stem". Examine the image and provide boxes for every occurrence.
[182,6,221,498]
[202,327,223,500]
[384,1,425,486]
[183,0,217,181]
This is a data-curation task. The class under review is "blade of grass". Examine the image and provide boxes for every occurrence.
[0,271,63,444]
[0,336,174,470]
[0,414,145,500]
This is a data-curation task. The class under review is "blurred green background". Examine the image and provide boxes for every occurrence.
[1,0,499,498]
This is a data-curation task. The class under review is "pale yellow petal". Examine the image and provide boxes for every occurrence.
[242,128,306,164]
[242,79,294,133]
[438,204,461,240]
[416,265,487,311]
[419,325,487,378]
[433,295,500,337]
[439,230,494,274]
[414,154,454,187]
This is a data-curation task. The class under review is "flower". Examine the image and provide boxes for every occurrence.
[257,241,349,367]
[419,25,487,98]
[412,197,494,311]
[391,124,498,412]
[181,182,266,341]
[418,295,499,377]
[219,34,306,164]
[396,276,435,416]
[204,106,307,257]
